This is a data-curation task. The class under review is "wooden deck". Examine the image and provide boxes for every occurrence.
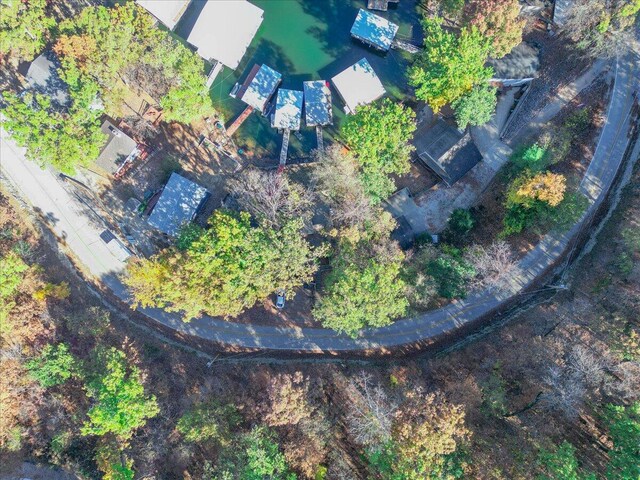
[225,105,254,137]
[367,0,398,11]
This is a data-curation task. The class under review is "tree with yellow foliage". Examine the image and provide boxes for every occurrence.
[513,172,567,207]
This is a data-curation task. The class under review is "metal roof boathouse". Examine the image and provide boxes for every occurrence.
[272,89,303,131]
[350,8,399,52]
[233,64,282,114]
[136,0,190,31]
[303,81,333,127]
[332,58,386,114]
[186,0,264,70]
[148,173,209,237]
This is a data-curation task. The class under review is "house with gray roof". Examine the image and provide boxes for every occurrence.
[148,172,210,237]
[22,51,70,108]
[413,119,482,186]
[95,120,140,176]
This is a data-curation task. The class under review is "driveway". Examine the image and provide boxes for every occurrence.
[1,46,638,354]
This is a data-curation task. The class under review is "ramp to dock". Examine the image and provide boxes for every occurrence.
[279,129,291,166]
[316,126,324,152]
[368,0,398,11]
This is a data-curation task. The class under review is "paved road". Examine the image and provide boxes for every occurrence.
[1,48,638,354]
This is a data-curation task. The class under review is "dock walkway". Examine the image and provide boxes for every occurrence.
[367,0,398,11]
[279,129,290,166]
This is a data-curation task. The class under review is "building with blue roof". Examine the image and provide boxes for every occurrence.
[272,89,304,131]
[350,9,399,52]
[303,81,333,127]
[148,172,210,237]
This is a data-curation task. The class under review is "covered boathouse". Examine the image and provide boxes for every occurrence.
[186,0,264,70]
[231,64,282,115]
[331,58,386,114]
[136,0,190,31]
[303,81,333,127]
[272,89,304,131]
[350,8,399,52]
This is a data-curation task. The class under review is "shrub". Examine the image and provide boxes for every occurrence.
[445,208,476,240]
[177,401,240,444]
[510,144,548,173]
[33,282,71,301]
[26,343,77,388]
[426,254,475,299]
[82,348,159,440]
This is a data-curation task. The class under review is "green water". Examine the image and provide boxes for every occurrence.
[204,0,422,159]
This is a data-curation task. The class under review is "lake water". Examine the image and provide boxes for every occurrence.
[179,0,422,159]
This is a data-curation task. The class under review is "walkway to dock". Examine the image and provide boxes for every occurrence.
[279,129,290,166]
[368,0,399,11]
[316,126,324,152]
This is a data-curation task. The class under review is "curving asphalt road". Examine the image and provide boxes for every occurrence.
[1,47,638,354]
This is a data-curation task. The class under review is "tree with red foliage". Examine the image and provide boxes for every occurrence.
[465,0,525,58]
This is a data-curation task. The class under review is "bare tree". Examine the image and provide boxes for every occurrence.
[606,361,640,401]
[312,146,373,229]
[345,372,397,449]
[228,169,313,228]
[465,240,520,293]
[562,0,638,58]
[541,365,586,418]
[124,115,159,141]
[568,345,606,387]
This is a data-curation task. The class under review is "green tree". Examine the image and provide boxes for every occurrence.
[445,208,476,241]
[604,402,640,480]
[177,401,240,444]
[82,348,159,441]
[426,247,475,299]
[217,426,297,480]
[0,251,28,326]
[366,393,469,480]
[342,99,416,203]
[313,256,408,337]
[537,441,596,480]
[313,212,408,336]
[510,144,549,173]
[125,211,323,318]
[26,343,77,388]
[452,84,497,130]
[502,171,569,236]
[1,92,106,174]
[95,441,136,480]
[0,0,54,59]
[409,18,493,112]
[56,3,212,123]
[243,427,297,480]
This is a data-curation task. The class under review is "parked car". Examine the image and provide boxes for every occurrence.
[275,290,286,309]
